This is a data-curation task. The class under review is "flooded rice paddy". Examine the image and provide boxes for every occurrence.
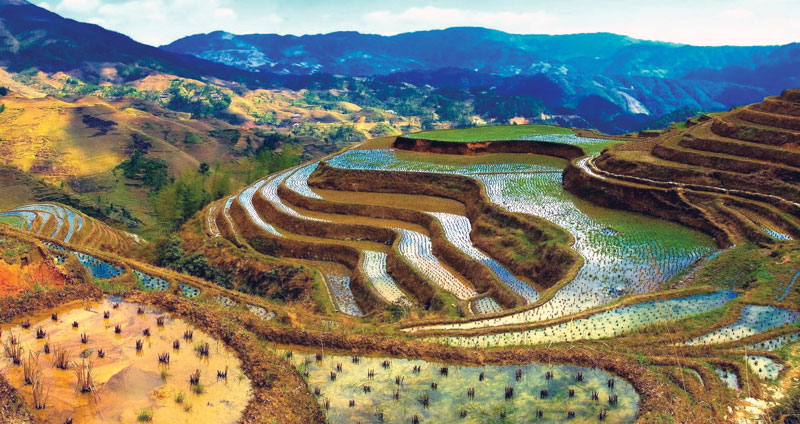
[431,291,738,347]
[284,348,639,423]
[328,149,717,329]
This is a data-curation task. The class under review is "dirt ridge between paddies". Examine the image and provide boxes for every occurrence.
[278,177,525,309]
[310,162,580,289]
[394,135,585,159]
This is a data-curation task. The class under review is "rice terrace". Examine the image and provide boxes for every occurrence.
[1,0,800,423]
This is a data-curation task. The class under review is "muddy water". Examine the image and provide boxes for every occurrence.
[1,299,251,424]
[281,347,639,423]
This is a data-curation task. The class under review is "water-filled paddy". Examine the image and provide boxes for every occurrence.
[284,348,639,423]
[329,149,717,329]
[1,299,251,423]
[685,305,800,346]
[745,356,783,380]
[431,291,738,348]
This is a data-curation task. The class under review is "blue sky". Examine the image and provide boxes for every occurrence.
[36,0,800,47]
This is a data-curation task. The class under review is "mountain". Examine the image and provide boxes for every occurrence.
[1,0,797,134]
[162,27,778,78]
[0,0,266,84]
[164,28,800,133]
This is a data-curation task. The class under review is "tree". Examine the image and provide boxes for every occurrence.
[198,162,210,175]
[0,86,8,96]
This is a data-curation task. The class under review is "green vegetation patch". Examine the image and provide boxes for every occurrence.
[409,124,573,142]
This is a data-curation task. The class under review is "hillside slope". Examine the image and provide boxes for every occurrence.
[165,28,800,133]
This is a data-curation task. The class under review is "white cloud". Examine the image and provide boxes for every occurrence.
[55,0,100,13]
[720,8,753,18]
[52,0,281,45]
[214,8,235,19]
[362,6,556,34]
[36,2,52,10]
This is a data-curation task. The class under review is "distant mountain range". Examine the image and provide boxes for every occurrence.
[1,0,799,133]
[0,0,266,83]
[163,28,781,79]
[163,28,800,133]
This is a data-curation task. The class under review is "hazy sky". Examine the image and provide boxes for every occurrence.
[36,0,800,47]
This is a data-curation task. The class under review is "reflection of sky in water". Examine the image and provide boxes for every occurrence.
[285,350,638,424]
[437,291,737,347]
[330,149,717,328]
[686,305,800,346]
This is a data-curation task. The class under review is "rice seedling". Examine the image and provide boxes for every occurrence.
[195,342,210,357]
[20,319,31,329]
[22,352,40,384]
[96,349,105,359]
[135,339,143,351]
[114,325,122,334]
[156,317,165,327]
[4,341,23,365]
[191,382,205,395]
[103,311,110,319]
[72,321,79,328]
[142,328,151,337]
[35,327,46,339]
[431,291,738,348]
[395,228,477,300]
[80,333,88,344]
[284,349,639,423]
[173,339,181,349]
[158,352,170,364]
[330,148,716,330]
[361,251,410,306]
[71,359,95,393]
[686,305,800,346]
[430,212,538,303]
[136,408,153,422]
[189,369,201,385]
[325,275,364,317]
[175,391,185,404]
[31,371,48,410]
[217,366,228,380]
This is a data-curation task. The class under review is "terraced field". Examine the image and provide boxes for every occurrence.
[285,347,639,423]
[4,113,799,423]
[326,148,717,328]
[584,89,800,247]
[0,202,141,253]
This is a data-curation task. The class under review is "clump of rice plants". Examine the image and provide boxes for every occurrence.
[22,352,40,385]
[71,359,95,393]
[195,342,210,357]
[136,408,153,422]
[3,340,23,365]
[31,371,48,410]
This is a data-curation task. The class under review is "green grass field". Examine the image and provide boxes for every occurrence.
[0,215,24,229]
[408,124,573,142]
